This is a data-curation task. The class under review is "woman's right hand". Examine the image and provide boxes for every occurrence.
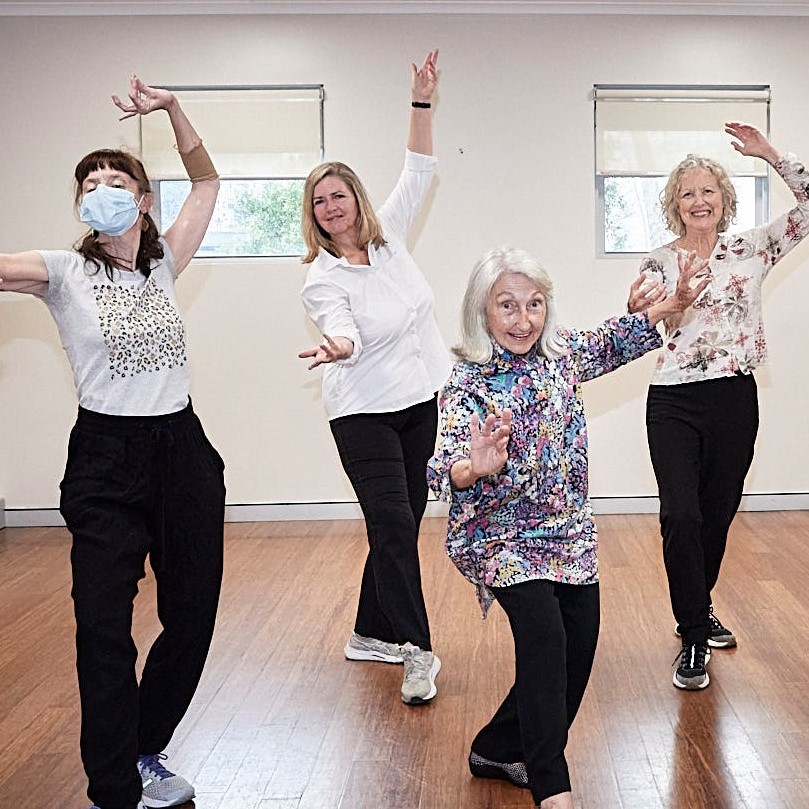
[646,250,711,326]
[626,273,666,314]
[298,334,354,370]
[469,409,513,477]
[450,409,513,489]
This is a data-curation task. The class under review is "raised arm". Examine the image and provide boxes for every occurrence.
[408,49,438,156]
[113,74,219,274]
[0,251,49,296]
[725,122,782,166]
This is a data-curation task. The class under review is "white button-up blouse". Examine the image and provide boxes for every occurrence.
[301,150,451,420]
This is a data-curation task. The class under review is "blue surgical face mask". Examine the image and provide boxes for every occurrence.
[80,184,143,237]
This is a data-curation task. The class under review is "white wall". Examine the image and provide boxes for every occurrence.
[2,11,809,512]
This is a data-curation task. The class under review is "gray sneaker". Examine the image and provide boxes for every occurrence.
[138,753,195,808]
[400,642,441,704]
[344,632,403,663]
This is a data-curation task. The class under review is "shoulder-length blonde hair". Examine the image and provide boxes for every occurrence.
[301,161,386,263]
[661,154,737,237]
[453,246,567,365]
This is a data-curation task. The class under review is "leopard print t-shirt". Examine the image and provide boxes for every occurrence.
[38,239,190,415]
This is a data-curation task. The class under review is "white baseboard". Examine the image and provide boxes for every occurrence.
[5,493,809,527]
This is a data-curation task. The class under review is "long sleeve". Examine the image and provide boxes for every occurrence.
[375,149,437,244]
[300,274,362,366]
[752,152,809,277]
[566,312,663,384]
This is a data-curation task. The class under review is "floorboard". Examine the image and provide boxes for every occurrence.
[1,512,807,808]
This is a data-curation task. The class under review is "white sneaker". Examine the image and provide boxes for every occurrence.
[400,642,441,704]
[137,753,195,808]
[344,632,403,663]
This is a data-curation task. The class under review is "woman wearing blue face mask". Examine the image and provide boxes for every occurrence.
[0,75,223,809]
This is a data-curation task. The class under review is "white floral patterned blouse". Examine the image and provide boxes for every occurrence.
[640,153,809,385]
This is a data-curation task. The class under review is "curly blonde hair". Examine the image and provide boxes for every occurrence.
[660,154,737,237]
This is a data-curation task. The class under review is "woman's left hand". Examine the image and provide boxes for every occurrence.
[112,74,176,120]
[411,49,439,103]
[725,122,781,164]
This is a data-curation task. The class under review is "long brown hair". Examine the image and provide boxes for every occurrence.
[301,161,385,264]
[73,149,163,279]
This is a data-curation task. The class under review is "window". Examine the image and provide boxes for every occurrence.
[141,85,324,258]
[594,85,770,256]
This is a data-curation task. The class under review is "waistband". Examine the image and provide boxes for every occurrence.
[75,399,195,435]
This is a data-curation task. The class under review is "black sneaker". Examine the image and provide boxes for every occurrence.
[469,751,529,788]
[674,608,737,648]
[672,641,711,690]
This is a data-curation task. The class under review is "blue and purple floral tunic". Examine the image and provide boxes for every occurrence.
[427,313,662,616]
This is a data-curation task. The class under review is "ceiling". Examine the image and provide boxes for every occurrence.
[2,0,809,16]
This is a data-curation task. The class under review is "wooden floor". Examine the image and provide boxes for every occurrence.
[1,512,809,809]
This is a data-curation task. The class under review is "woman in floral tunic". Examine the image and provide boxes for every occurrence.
[427,246,706,809]
[632,123,809,691]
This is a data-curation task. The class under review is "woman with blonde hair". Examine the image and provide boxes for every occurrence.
[631,123,809,690]
[298,50,450,706]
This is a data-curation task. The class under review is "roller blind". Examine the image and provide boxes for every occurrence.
[141,85,324,179]
[594,85,770,177]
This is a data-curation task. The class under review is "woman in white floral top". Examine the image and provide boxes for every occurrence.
[631,123,809,692]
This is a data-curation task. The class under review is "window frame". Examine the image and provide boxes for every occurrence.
[144,83,325,260]
[593,84,771,259]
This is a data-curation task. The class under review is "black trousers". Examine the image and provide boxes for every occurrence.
[329,395,437,651]
[472,580,600,806]
[646,374,758,645]
[60,403,225,809]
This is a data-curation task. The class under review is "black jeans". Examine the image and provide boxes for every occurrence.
[646,374,758,645]
[472,580,600,806]
[329,395,437,651]
[60,402,225,809]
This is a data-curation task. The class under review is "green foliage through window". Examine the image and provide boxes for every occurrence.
[157,179,305,258]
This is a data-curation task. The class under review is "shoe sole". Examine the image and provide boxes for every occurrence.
[401,655,441,705]
[706,637,736,648]
[672,668,710,690]
[674,626,737,648]
[344,644,403,664]
[141,793,195,809]
[469,759,528,789]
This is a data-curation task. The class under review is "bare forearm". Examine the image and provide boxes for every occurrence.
[165,96,203,155]
[450,458,478,489]
[407,106,433,156]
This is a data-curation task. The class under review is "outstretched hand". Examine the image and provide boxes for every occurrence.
[411,49,439,103]
[469,409,512,479]
[112,74,176,120]
[298,333,354,370]
[725,121,781,164]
